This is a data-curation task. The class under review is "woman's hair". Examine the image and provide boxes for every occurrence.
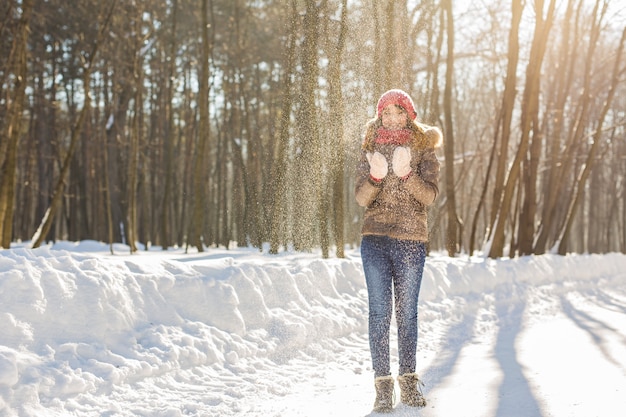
[361,106,433,152]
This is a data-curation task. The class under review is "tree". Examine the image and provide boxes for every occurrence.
[326,0,349,258]
[557,23,626,254]
[441,0,460,257]
[488,0,557,258]
[188,0,213,253]
[468,0,523,256]
[0,0,33,248]
[31,0,117,249]
[293,0,322,251]
[2,0,624,256]
[269,0,298,254]
[159,0,179,250]
[533,0,580,254]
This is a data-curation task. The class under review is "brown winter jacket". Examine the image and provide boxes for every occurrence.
[355,126,442,242]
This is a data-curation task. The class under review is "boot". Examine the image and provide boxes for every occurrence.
[372,375,394,413]
[397,373,427,408]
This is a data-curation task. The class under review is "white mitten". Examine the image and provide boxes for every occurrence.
[366,152,388,181]
[392,147,412,178]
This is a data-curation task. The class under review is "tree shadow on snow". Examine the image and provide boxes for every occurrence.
[493,295,545,417]
[559,295,626,371]
[420,300,480,394]
[587,287,626,316]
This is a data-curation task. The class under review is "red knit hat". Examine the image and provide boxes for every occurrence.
[376,89,417,120]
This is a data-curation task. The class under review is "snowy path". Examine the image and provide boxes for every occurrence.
[2,245,626,417]
[419,283,626,417]
[227,278,626,417]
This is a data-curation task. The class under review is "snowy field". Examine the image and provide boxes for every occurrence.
[1,241,626,417]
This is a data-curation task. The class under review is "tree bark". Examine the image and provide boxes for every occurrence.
[327,0,348,258]
[534,0,580,254]
[442,0,459,256]
[188,0,212,252]
[557,24,625,255]
[371,0,382,97]
[488,0,556,258]
[293,0,321,252]
[31,0,116,249]
[160,0,178,250]
[269,0,297,254]
[0,0,33,248]
[539,0,605,254]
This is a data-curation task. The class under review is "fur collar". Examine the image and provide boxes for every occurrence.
[422,126,443,149]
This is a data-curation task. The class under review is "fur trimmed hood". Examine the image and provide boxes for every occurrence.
[422,126,443,149]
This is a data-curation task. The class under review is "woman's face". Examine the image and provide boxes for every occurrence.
[381,104,408,130]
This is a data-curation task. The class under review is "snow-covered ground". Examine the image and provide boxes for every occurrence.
[1,241,625,417]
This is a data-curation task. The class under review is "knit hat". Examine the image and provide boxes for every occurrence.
[376,89,417,120]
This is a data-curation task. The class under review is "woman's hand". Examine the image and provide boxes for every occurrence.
[366,152,388,182]
[392,147,412,179]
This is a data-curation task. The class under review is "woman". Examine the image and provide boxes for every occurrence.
[355,89,442,413]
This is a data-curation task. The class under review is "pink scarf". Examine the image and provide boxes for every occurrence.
[375,128,413,145]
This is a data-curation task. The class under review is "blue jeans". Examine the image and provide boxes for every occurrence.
[361,235,426,377]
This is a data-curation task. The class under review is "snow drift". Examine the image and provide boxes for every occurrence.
[1,242,625,416]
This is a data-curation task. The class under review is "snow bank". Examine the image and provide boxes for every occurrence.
[422,252,626,301]
[1,246,366,361]
[0,244,372,415]
[1,241,625,416]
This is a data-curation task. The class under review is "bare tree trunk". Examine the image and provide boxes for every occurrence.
[441,0,459,256]
[0,0,33,248]
[518,86,542,254]
[621,136,626,254]
[240,73,263,249]
[31,1,116,249]
[102,125,115,254]
[188,0,212,253]
[382,1,396,90]
[488,0,556,258]
[371,0,382,97]
[293,0,321,252]
[623,158,626,254]
[557,25,625,255]
[127,84,141,253]
[160,0,178,250]
[550,0,607,253]
[125,7,147,253]
[538,0,605,254]
[534,0,580,254]
[488,1,524,236]
[327,0,348,258]
[426,2,443,123]
[220,72,239,247]
[269,0,297,254]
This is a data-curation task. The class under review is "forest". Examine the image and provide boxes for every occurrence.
[1,0,625,258]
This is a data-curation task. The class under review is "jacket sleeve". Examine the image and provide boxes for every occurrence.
[403,147,440,206]
[355,150,382,207]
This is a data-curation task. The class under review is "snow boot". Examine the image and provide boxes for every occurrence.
[372,375,395,413]
[397,373,427,408]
